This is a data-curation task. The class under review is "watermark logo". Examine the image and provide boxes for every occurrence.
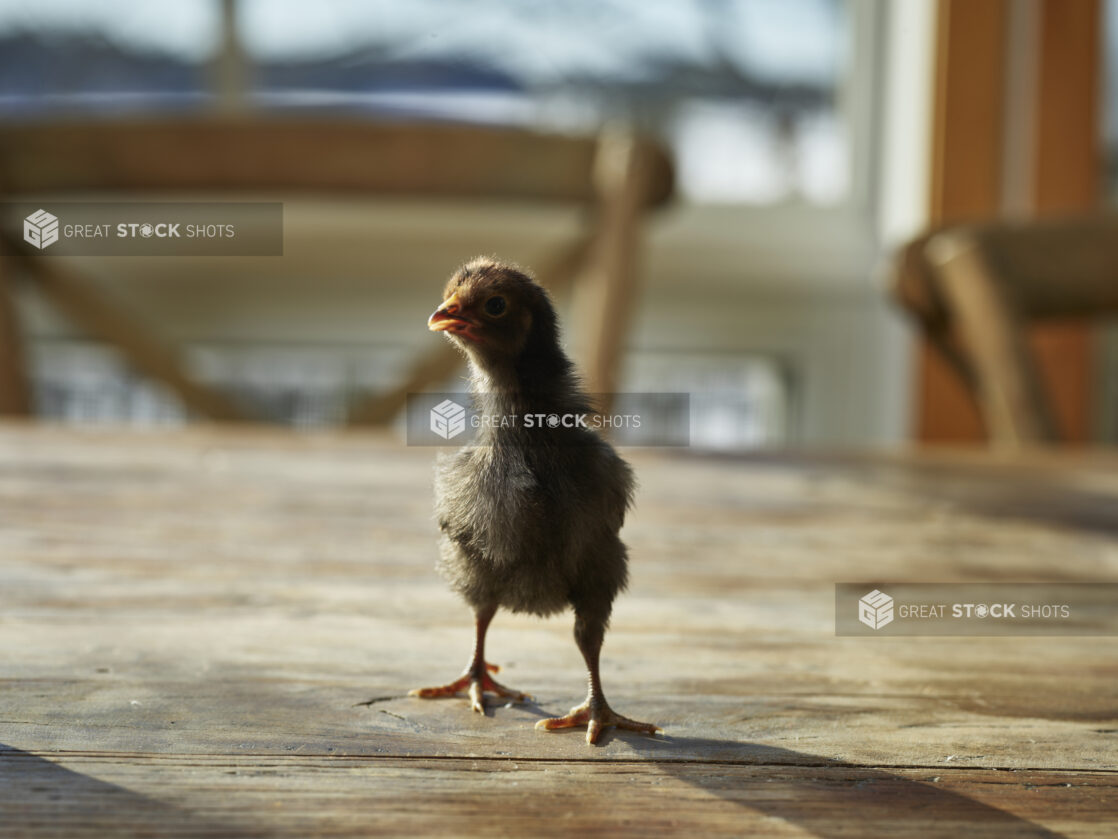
[407,392,690,447]
[858,589,894,630]
[23,209,59,250]
[430,398,466,440]
[6,202,282,255]
[836,583,1115,636]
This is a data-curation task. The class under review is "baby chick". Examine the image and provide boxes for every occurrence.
[409,257,660,745]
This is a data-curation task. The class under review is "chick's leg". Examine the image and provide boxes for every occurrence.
[536,603,661,745]
[409,603,530,713]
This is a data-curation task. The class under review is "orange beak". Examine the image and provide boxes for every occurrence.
[428,292,473,335]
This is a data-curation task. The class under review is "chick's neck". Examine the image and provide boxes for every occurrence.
[467,348,588,439]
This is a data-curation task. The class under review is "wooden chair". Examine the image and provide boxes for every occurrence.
[891,214,1118,446]
[0,117,673,423]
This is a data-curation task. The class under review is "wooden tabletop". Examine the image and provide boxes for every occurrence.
[1,423,1116,837]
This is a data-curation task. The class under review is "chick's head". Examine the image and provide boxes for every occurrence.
[428,258,561,373]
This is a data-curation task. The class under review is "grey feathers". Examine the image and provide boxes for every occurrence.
[432,258,634,619]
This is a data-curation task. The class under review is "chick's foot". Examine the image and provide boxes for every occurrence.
[536,699,662,745]
[409,663,531,713]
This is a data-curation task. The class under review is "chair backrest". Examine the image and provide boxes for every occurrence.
[959,215,1118,318]
[893,214,1118,327]
[0,116,675,425]
[0,116,674,207]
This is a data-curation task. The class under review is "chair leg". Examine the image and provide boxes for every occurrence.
[930,232,1058,446]
[571,128,655,409]
[7,245,247,423]
[0,245,32,416]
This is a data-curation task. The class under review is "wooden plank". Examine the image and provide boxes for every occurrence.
[0,118,673,209]
[1,753,1113,838]
[0,425,1116,835]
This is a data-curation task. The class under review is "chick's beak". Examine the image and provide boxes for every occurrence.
[428,293,469,333]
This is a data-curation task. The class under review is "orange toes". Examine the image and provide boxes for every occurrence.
[536,700,660,745]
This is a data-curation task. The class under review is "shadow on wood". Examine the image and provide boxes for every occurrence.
[0,744,266,838]
[624,737,1068,839]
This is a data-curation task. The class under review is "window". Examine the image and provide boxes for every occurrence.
[240,0,855,207]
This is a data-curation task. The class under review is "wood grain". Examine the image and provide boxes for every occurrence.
[0,425,1115,836]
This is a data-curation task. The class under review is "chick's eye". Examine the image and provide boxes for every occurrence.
[484,296,507,317]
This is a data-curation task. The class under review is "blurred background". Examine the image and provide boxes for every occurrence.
[0,0,1114,448]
